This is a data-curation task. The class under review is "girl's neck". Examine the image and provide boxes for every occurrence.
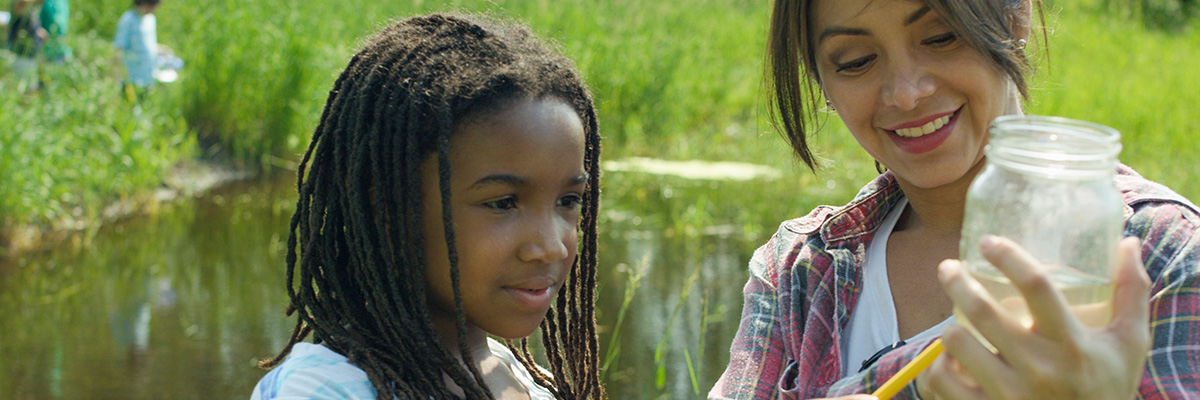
[433,318,492,362]
[433,319,532,399]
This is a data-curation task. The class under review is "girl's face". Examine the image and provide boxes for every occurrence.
[813,0,1021,189]
[420,98,587,341]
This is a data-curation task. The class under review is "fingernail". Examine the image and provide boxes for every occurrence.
[938,260,957,281]
[980,235,1001,250]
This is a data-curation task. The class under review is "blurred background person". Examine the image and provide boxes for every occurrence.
[38,0,68,63]
[6,0,45,92]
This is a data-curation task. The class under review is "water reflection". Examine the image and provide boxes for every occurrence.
[603,157,782,181]
[0,176,297,399]
[1,163,847,399]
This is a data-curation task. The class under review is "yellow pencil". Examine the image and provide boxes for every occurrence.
[870,338,944,400]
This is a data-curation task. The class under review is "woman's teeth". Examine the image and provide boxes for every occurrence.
[894,114,951,138]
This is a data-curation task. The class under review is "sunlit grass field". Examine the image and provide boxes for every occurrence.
[0,0,1197,397]
[2,0,1197,237]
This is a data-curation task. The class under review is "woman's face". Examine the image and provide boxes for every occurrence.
[812,0,1020,189]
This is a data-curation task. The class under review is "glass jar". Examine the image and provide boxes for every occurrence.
[958,115,1124,341]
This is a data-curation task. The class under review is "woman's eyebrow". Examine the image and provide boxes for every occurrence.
[818,5,933,44]
[818,26,870,44]
[904,6,932,26]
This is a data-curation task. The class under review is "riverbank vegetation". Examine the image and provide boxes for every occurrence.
[2,0,1197,248]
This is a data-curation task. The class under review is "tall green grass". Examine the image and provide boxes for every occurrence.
[2,0,778,248]
[0,31,194,247]
[64,0,776,163]
[1029,0,1200,199]
[1095,0,1198,31]
[0,0,1192,283]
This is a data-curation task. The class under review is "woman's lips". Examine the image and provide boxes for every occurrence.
[886,108,961,154]
[893,112,954,138]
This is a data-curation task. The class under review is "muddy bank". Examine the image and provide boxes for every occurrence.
[0,161,260,260]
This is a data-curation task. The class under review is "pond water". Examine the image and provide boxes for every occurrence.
[0,162,852,399]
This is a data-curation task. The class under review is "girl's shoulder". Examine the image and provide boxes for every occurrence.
[486,338,557,400]
[250,343,378,400]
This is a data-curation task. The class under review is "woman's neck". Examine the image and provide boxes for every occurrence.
[892,158,985,236]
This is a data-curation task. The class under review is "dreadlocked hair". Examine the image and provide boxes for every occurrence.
[258,13,604,399]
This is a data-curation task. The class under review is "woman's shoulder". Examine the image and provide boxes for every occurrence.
[250,343,378,400]
[777,171,901,237]
[778,205,841,236]
[1116,165,1199,215]
[752,173,900,279]
[1116,165,1200,237]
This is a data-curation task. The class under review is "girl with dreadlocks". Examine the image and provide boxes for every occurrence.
[250,13,604,400]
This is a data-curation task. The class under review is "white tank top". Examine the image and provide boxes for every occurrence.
[841,198,954,377]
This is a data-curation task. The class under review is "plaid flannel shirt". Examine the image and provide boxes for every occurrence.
[710,165,1200,400]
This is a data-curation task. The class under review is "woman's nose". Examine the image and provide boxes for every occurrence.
[881,54,935,110]
[517,213,573,263]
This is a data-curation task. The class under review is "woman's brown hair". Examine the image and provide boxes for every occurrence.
[766,0,1045,169]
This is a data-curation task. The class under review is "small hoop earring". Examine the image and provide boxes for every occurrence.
[825,100,835,111]
[1016,39,1028,50]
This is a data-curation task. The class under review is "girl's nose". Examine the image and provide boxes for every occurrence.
[881,54,935,110]
[517,214,572,263]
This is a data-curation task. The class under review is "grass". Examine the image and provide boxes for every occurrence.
[1,0,777,244]
[1026,1,1200,199]
[0,30,194,248]
[7,0,1192,238]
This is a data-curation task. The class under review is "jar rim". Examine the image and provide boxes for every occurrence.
[987,115,1122,179]
[991,115,1121,144]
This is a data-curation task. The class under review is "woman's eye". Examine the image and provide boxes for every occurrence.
[835,55,875,73]
[923,32,958,48]
[558,194,583,209]
[483,197,517,211]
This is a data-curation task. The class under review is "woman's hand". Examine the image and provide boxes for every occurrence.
[918,236,1150,399]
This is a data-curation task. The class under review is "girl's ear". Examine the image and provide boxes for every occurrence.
[1010,0,1033,42]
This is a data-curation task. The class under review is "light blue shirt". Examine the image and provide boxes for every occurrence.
[251,339,556,399]
[113,9,156,87]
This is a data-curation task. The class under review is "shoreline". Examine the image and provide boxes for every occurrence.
[0,160,259,261]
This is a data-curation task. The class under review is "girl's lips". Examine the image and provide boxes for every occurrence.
[505,277,560,310]
[886,108,961,154]
[505,285,558,310]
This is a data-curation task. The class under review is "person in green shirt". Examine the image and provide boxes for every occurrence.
[38,0,69,62]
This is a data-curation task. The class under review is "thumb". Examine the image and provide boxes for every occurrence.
[1109,237,1151,352]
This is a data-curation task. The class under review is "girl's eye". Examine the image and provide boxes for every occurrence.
[835,55,876,74]
[483,197,517,211]
[558,194,583,209]
[923,32,958,48]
